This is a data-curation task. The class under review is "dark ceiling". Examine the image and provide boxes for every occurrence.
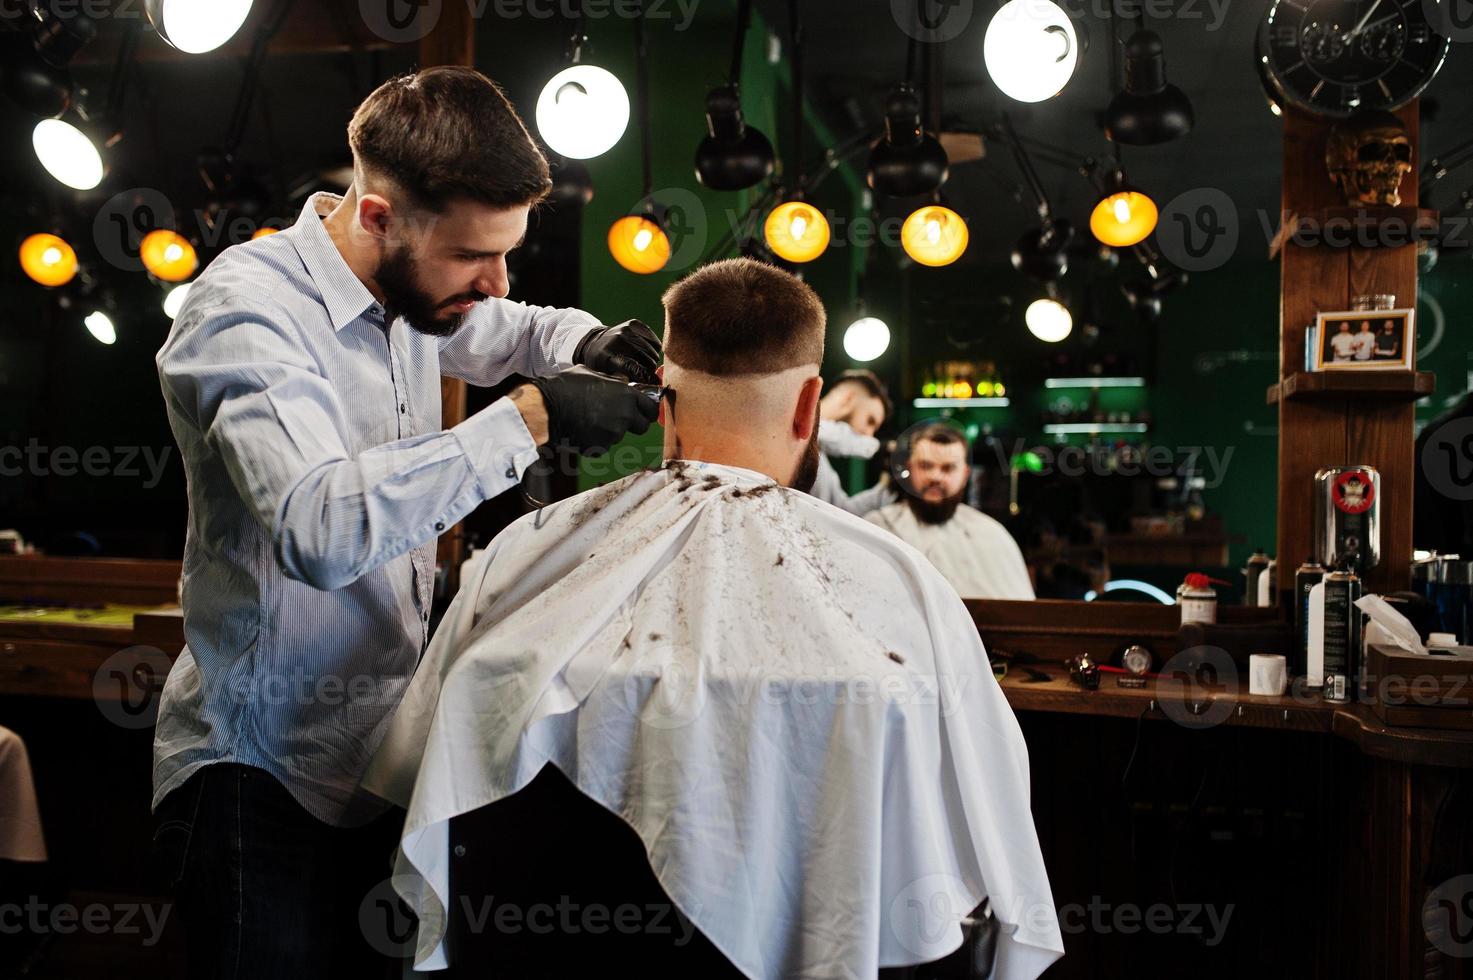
[754,0,1473,263]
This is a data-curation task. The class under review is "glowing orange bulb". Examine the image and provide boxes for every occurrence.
[764,201,830,263]
[607,215,670,274]
[1089,191,1157,247]
[140,230,198,282]
[19,233,78,287]
[901,205,968,267]
[252,226,281,240]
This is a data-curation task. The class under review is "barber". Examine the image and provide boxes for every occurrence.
[150,67,659,975]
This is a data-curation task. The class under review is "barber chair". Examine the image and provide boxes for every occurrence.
[444,765,996,979]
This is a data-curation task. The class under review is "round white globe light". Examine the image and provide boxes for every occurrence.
[843,316,890,362]
[151,0,254,53]
[33,118,104,190]
[535,65,630,160]
[983,0,1079,103]
[1026,298,1072,342]
[162,283,192,319]
[84,311,117,346]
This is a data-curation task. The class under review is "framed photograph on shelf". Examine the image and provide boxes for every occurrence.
[1314,309,1414,371]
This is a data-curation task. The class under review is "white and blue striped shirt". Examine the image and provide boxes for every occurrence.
[152,192,597,825]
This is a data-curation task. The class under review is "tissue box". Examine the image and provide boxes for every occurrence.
[1362,644,1473,730]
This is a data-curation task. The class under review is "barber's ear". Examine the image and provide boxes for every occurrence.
[356,193,394,244]
[793,375,824,441]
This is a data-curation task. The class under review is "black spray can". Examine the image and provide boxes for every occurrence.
[1322,569,1361,703]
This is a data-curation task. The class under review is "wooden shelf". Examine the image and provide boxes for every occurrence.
[1266,370,1435,405]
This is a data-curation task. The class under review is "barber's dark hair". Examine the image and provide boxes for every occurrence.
[912,422,966,448]
[348,66,551,211]
[832,369,895,425]
[662,258,826,375]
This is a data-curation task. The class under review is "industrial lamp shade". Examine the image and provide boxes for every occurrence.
[866,86,949,199]
[983,0,1080,103]
[32,115,106,190]
[84,310,116,345]
[1104,30,1194,145]
[764,201,830,264]
[1010,220,1074,281]
[1089,189,1157,247]
[843,316,890,362]
[608,214,671,274]
[1026,297,1072,342]
[145,0,254,54]
[19,233,78,287]
[694,86,775,191]
[536,65,630,160]
[140,230,198,282]
[0,36,73,117]
[901,205,969,267]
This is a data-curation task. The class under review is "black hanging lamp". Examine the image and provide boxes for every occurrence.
[694,0,775,191]
[1104,29,1194,145]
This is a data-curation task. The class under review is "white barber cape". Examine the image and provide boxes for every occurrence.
[363,461,1062,979]
[866,502,1035,600]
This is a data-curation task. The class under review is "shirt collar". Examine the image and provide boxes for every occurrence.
[287,192,383,331]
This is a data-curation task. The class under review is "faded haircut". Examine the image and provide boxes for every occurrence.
[661,258,826,376]
[348,66,551,212]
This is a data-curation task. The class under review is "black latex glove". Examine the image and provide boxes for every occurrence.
[572,318,662,383]
[530,367,660,457]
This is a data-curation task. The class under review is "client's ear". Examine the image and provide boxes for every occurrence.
[793,375,824,441]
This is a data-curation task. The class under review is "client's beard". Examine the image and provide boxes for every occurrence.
[906,486,966,525]
[789,425,821,493]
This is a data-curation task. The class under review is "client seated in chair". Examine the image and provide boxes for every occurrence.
[364,258,1063,979]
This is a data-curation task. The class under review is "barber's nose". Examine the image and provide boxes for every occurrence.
[476,260,509,300]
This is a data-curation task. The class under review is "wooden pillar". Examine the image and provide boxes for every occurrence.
[1274,104,1423,599]
[419,2,474,592]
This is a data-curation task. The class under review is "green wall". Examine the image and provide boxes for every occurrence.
[568,1,867,489]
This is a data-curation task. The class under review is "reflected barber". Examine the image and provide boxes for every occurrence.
[149,67,660,975]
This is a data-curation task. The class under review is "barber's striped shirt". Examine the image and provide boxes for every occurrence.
[152,192,595,825]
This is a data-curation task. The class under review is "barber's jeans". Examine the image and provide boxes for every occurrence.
[151,763,406,980]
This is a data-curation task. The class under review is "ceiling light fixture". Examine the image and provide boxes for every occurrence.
[694,0,774,191]
[1104,29,1194,145]
[1088,167,1157,248]
[536,16,628,161]
[145,0,253,54]
[763,0,830,264]
[983,0,1080,103]
[19,232,78,287]
[1026,295,1072,342]
[867,85,949,198]
[901,202,968,267]
[608,2,671,275]
[83,309,116,345]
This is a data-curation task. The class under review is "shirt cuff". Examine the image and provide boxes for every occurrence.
[555,318,600,368]
[450,396,541,498]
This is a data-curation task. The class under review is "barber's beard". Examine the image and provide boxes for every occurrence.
[789,424,821,493]
[906,486,966,525]
[376,244,484,338]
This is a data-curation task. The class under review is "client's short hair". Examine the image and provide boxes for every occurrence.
[661,258,825,375]
[913,422,966,449]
